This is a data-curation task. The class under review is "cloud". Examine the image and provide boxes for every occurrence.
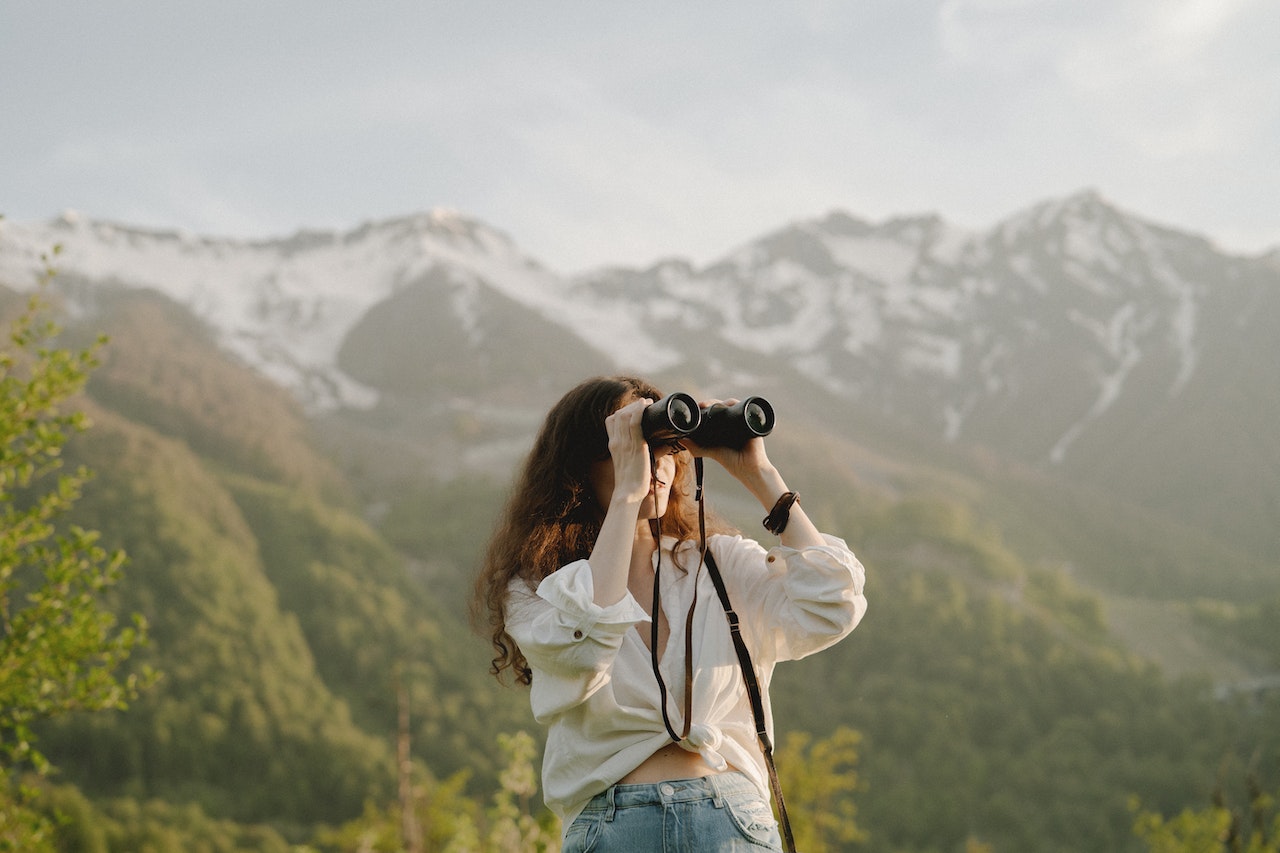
[1056,0,1276,160]
[935,0,1277,159]
[3,1,1278,266]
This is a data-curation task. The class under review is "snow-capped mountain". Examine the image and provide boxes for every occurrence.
[0,208,674,410]
[576,191,1268,459]
[2,191,1277,560]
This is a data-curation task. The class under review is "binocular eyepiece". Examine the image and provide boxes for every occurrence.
[640,392,775,450]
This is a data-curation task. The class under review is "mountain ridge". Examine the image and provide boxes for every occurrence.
[3,190,1266,414]
[4,197,1278,851]
[3,190,1277,565]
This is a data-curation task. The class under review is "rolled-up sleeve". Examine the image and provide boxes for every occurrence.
[718,533,867,663]
[505,561,650,720]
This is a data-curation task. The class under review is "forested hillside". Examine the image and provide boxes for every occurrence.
[0,282,1266,851]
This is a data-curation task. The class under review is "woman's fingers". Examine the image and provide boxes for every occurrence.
[606,398,654,500]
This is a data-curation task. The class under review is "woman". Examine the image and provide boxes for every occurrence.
[473,375,867,851]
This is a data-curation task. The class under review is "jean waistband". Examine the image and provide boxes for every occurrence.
[582,772,756,811]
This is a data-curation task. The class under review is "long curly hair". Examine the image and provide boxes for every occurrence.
[471,375,727,686]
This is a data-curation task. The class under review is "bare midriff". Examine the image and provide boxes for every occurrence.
[618,742,730,784]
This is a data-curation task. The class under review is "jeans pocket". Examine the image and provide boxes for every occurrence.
[561,810,602,853]
[723,791,783,849]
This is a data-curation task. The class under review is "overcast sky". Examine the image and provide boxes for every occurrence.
[2,1,1277,272]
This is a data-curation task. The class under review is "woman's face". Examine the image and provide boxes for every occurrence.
[589,447,678,519]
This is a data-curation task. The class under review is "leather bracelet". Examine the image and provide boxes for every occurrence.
[763,491,800,535]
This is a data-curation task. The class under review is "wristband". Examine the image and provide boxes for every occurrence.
[763,491,800,535]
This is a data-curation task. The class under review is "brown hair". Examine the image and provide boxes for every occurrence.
[471,375,730,685]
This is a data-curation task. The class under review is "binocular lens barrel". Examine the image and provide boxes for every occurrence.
[640,392,702,443]
[640,393,774,449]
[696,396,775,448]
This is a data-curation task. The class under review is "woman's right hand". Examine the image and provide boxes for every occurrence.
[603,397,654,506]
[587,397,658,605]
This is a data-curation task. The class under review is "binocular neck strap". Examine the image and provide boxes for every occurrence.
[646,452,797,852]
[647,449,706,744]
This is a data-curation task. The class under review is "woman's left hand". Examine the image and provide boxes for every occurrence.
[690,398,825,549]
[686,399,773,483]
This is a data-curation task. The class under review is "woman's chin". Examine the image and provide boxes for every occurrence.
[642,496,672,523]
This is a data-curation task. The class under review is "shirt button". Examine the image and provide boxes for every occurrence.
[660,783,676,796]
[572,630,583,639]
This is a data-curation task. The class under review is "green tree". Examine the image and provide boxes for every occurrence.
[0,272,152,850]
[1134,773,1280,853]
[776,726,866,851]
[318,730,560,852]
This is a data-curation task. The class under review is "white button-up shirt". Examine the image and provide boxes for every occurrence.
[504,532,867,827]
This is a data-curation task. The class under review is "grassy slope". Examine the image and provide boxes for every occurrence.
[30,284,1278,850]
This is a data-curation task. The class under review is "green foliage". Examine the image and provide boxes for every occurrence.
[221,475,533,793]
[16,777,295,853]
[7,272,1277,852]
[1,777,57,853]
[42,414,393,826]
[1134,770,1280,852]
[1135,806,1238,853]
[317,730,560,853]
[23,287,529,834]
[772,487,1280,852]
[1193,596,1280,670]
[374,475,506,590]
[463,731,560,853]
[0,283,152,849]
[70,287,345,497]
[776,726,865,851]
[974,459,1276,603]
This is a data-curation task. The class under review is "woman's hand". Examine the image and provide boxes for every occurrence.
[588,397,677,605]
[687,398,774,484]
[691,398,826,549]
[602,397,656,505]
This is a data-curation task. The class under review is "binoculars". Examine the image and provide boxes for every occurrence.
[641,393,775,449]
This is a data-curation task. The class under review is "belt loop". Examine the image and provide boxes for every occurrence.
[604,783,617,821]
[708,774,725,808]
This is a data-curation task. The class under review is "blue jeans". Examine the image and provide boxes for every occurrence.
[561,772,783,852]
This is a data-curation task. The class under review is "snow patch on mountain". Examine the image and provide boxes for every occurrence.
[823,233,918,284]
[0,210,676,409]
[2,190,1261,470]
[903,330,963,379]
